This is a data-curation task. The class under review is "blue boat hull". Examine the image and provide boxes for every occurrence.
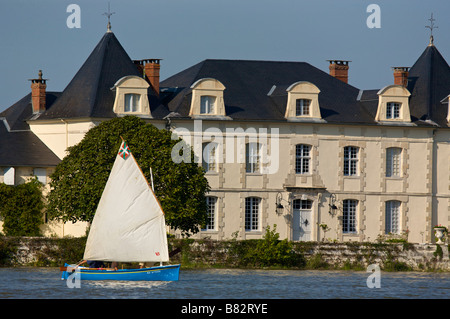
[61,264,180,281]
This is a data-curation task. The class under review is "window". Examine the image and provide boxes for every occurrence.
[202,142,218,172]
[246,143,261,173]
[33,168,47,185]
[295,144,311,174]
[375,85,411,123]
[386,102,401,119]
[342,199,357,233]
[4,167,15,185]
[293,199,312,210]
[112,76,151,116]
[343,146,359,176]
[385,201,401,234]
[203,197,217,231]
[124,93,141,112]
[285,82,321,120]
[200,96,215,114]
[386,147,402,177]
[296,99,311,116]
[245,197,260,231]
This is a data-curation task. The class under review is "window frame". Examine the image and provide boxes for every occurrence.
[124,93,141,113]
[200,95,216,114]
[246,142,261,173]
[203,196,217,231]
[245,197,260,231]
[293,199,313,210]
[33,168,47,185]
[202,142,218,173]
[386,147,402,177]
[295,98,311,116]
[295,144,311,174]
[386,102,401,119]
[385,200,401,234]
[342,199,358,234]
[343,146,359,176]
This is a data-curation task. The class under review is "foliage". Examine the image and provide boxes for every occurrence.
[305,253,329,269]
[383,260,411,272]
[0,178,44,236]
[0,236,19,266]
[46,116,210,235]
[232,225,305,268]
[433,244,443,260]
[36,237,87,266]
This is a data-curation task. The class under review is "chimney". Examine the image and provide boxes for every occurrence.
[29,70,47,113]
[392,67,410,87]
[328,60,350,84]
[134,59,161,96]
[133,60,145,77]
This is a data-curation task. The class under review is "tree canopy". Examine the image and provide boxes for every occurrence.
[0,178,44,236]
[46,116,210,235]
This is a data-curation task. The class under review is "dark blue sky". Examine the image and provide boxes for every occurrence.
[1,0,449,111]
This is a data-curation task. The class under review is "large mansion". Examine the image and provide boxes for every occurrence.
[0,27,449,244]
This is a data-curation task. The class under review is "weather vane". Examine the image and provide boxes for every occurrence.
[425,13,438,46]
[103,2,115,33]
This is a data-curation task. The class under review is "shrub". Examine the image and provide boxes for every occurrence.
[0,178,44,236]
[236,225,305,268]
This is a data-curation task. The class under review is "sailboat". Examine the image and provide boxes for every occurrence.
[60,139,180,281]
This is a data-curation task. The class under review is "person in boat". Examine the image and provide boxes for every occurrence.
[87,260,105,268]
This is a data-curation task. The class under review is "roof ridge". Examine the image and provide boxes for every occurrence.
[203,58,309,64]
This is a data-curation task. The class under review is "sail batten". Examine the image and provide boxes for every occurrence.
[83,141,169,263]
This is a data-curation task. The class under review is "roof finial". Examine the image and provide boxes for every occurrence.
[103,2,115,33]
[425,13,438,46]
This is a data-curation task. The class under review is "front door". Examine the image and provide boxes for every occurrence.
[292,199,312,241]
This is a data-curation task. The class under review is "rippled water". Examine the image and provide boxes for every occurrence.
[0,267,449,300]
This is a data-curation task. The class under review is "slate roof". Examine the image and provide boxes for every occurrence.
[406,44,450,126]
[36,32,169,120]
[161,44,450,128]
[0,93,61,167]
[160,59,373,123]
[0,126,61,167]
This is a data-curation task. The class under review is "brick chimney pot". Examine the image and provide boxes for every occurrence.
[30,70,47,114]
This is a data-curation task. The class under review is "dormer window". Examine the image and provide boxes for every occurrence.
[386,102,400,119]
[200,96,216,114]
[124,93,141,112]
[190,78,226,117]
[296,99,311,116]
[112,76,151,117]
[375,85,411,123]
[285,82,322,121]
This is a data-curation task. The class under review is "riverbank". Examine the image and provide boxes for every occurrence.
[0,236,449,271]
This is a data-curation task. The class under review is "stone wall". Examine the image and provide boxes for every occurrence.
[1,237,449,271]
[169,239,450,271]
[293,242,450,271]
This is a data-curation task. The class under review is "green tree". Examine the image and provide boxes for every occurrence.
[0,178,44,236]
[46,116,210,235]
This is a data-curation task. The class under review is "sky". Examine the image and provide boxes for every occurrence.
[1,0,449,112]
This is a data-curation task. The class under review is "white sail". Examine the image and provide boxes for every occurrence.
[83,141,169,263]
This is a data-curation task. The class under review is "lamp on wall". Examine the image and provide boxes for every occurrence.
[329,193,338,216]
[276,192,285,215]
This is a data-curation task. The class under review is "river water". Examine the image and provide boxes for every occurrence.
[0,267,448,299]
